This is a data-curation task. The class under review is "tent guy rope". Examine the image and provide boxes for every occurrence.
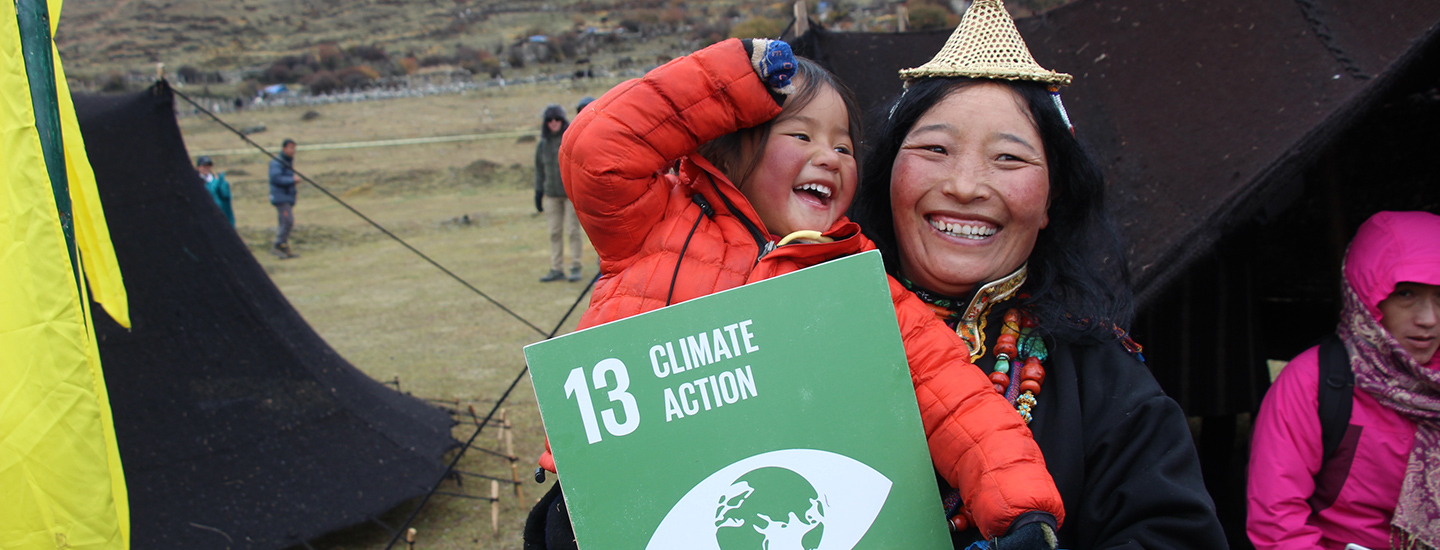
[172,84,557,337]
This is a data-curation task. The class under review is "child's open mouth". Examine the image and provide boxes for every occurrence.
[795,183,833,206]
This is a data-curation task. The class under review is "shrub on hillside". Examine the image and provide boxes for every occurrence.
[729,16,783,39]
[459,49,501,76]
[316,43,344,70]
[554,31,584,59]
[907,5,954,30]
[263,64,293,84]
[262,55,315,84]
[617,18,643,33]
[336,66,380,89]
[177,65,224,84]
[301,71,339,95]
[660,7,686,27]
[399,56,420,74]
[689,21,730,46]
[348,44,389,62]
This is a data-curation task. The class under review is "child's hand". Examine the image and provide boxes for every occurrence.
[743,38,797,96]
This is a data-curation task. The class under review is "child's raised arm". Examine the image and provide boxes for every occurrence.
[559,39,781,264]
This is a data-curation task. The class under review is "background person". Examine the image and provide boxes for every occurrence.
[195,155,233,226]
[1248,210,1440,550]
[535,104,582,282]
[848,2,1226,547]
[269,138,298,259]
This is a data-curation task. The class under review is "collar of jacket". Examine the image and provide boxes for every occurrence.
[678,155,765,231]
[764,219,868,263]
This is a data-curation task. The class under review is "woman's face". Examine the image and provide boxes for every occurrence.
[1378,282,1440,364]
[889,83,1050,296]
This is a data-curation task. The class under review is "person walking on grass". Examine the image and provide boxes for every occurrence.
[535,104,582,282]
[269,138,298,259]
[196,156,234,226]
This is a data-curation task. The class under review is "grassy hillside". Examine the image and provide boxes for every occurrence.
[55,0,1077,92]
[59,0,578,70]
[56,0,763,87]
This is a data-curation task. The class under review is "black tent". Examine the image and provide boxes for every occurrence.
[78,83,456,549]
[801,0,1440,303]
[799,1,1440,545]
[798,0,1440,411]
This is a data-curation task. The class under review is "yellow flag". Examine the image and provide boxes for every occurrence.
[0,0,130,547]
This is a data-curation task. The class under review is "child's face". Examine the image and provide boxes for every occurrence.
[740,84,856,237]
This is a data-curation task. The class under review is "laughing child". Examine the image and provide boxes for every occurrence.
[529,38,1065,549]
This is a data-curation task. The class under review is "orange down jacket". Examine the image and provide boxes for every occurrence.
[550,38,1064,538]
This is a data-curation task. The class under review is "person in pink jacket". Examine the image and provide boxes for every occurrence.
[1247,210,1440,550]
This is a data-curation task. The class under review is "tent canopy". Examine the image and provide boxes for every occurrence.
[798,0,1440,303]
[77,82,456,550]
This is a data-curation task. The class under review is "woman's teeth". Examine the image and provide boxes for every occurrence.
[930,218,997,239]
[796,183,832,198]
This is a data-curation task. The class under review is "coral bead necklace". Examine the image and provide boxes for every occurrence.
[903,264,1046,423]
[989,308,1047,423]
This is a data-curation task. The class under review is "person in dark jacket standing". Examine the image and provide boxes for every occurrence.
[269,138,298,259]
[535,105,582,282]
[196,156,234,226]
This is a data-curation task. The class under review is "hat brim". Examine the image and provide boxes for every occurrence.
[900,66,1073,86]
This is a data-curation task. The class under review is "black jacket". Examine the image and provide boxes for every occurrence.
[951,309,1227,549]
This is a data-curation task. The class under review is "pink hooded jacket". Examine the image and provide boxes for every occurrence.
[1247,211,1440,550]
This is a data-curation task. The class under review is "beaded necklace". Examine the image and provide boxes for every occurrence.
[901,265,1046,424]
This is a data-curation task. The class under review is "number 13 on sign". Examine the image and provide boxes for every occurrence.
[564,358,640,444]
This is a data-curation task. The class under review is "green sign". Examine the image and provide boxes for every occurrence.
[525,251,951,549]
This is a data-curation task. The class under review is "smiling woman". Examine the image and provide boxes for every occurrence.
[848,1,1226,547]
[887,83,1051,298]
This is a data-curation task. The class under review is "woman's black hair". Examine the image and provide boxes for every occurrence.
[696,56,864,189]
[850,77,1134,343]
[540,104,568,139]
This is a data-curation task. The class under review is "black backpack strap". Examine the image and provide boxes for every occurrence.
[1317,334,1354,461]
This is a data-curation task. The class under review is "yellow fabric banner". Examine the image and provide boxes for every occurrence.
[0,0,130,548]
[48,0,128,328]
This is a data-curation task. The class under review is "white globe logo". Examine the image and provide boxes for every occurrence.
[646,449,893,550]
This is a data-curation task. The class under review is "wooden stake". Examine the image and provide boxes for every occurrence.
[897,5,909,32]
[506,415,523,502]
[497,409,507,442]
[794,1,809,37]
[490,480,501,535]
[405,527,417,550]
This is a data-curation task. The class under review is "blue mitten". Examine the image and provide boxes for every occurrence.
[744,38,797,96]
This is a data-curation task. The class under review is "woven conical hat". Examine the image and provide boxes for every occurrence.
[900,0,1071,86]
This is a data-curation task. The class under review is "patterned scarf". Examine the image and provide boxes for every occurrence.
[1338,280,1440,548]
